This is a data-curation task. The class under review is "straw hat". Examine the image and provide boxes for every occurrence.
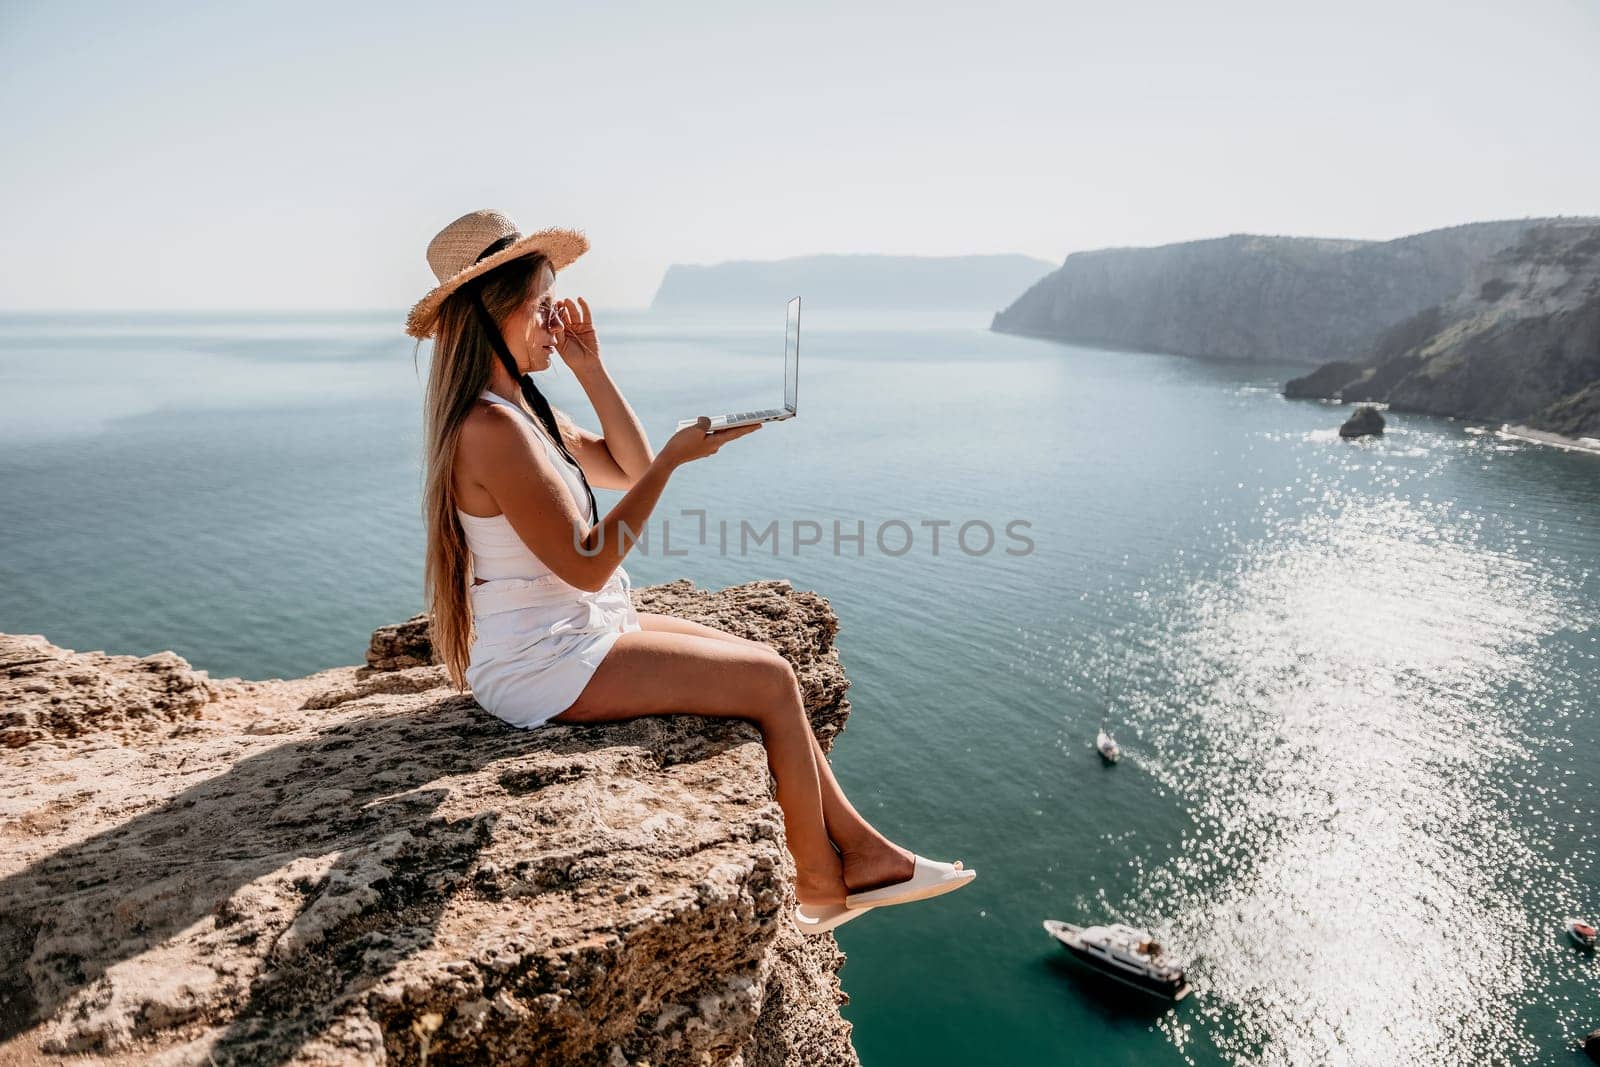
[404,209,589,339]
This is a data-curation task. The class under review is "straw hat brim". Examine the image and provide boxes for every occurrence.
[404,226,590,339]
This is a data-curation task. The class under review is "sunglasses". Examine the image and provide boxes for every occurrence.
[534,296,563,329]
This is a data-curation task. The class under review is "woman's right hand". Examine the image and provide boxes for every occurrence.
[661,417,763,467]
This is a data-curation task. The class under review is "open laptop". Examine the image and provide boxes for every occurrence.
[676,296,800,431]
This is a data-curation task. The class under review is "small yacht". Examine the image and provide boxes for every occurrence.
[1096,727,1121,764]
[1567,918,1597,949]
[1043,919,1190,1001]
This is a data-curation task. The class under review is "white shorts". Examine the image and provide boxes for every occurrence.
[465,567,642,729]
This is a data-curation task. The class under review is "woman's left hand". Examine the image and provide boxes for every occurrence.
[554,297,602,374]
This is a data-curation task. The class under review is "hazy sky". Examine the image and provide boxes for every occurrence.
[2,0,1596,311]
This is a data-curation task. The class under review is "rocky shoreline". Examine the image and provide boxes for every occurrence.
[982,217,1599,439]
[1,579,862,1066]
[1283,222,1600,438]
[1498,424,1600,457]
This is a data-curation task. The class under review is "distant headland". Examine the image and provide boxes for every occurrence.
[988,217,1600,443]
[650,252,1055,311]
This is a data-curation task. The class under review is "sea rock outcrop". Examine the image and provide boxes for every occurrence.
[1338,405,1386,438]
[991,220,1569,364]
[0,579,862,1066]
[1284,222,1600,437]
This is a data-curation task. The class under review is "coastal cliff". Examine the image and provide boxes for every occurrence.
[1285,222,1600,437]
[651,252,1055,311]
[991,220,1577,365]
[0,580,862,1066]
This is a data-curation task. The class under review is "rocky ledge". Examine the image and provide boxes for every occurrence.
[0,579,861,1066]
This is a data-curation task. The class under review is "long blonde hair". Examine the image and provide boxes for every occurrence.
[417,253,583,690]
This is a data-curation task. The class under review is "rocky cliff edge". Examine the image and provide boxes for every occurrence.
[1284,222,1600,438]
[0,579,861,1067]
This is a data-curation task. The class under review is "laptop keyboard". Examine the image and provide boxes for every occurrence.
[678,408,787,430]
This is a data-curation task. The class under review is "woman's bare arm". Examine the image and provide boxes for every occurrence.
[568,361,652,486]
[555,297,652,486]
[462,407,668,591]
[462,409,760,593]
[565,423,634,492]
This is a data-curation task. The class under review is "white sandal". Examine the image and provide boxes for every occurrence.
[843,853,975,909]
[792,900,876,936]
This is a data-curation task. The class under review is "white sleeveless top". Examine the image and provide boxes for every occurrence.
[458,389,594,582]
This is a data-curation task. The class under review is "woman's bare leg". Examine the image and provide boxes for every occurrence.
[550,628,848,906]
[632,612,916,895]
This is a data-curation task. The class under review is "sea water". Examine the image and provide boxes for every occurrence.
[1,309,1596,1065]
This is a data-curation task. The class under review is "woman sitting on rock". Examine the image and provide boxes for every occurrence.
[407,210,975,934]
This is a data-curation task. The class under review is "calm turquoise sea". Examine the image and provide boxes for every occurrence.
[2,309,1597,1065]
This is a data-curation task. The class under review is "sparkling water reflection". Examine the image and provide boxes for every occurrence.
[3,311,1595,1064]
[1057,481,1594,1062]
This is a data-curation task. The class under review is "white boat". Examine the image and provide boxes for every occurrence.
[1096,727,1121,763]
[1043,919,1190,1001]
[1567,918,1597,949]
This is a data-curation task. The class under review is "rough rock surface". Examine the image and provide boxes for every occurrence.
[0,579,862,1066]
[1281,360,1362,401]
[1338,405,1386,439]
[1,634,221,749]
[1284,223,1600,436]
[990,219,1569,365]
[1530,381,1600,439]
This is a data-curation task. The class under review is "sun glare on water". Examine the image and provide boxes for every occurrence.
[1079,491,1590,1063]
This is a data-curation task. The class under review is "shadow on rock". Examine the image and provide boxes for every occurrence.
[0,693,758,1064]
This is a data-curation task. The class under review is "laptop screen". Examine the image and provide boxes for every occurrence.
[784,296,800,412]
